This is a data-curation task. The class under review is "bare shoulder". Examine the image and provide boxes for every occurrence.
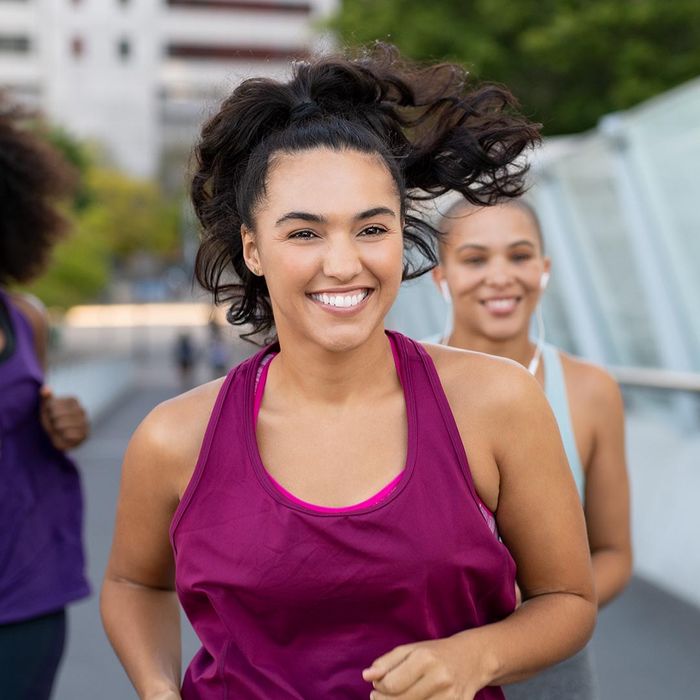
[419,341,545,432]
[420,341,538,406]
[9,292,48,333]
[127,377,227,498]
[559,351,623,410]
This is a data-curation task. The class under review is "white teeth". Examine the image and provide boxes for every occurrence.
[485,298,516,311]
[311,290,369,308]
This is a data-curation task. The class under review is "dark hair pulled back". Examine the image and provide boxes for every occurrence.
[192,44,540,338]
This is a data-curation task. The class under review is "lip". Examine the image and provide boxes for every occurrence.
[306,287,374,315]
[479,295,522,317]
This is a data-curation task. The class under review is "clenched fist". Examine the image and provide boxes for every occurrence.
[39,386,89,451]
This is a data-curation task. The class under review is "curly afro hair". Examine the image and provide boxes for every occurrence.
[0,99,77,285]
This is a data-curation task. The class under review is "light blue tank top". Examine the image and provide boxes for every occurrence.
[542,343,585,502]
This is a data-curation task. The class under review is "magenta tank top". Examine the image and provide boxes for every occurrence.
[171,331,516,699]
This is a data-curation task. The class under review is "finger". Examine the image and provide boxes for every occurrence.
[363,644,416,682]
[39,385,53,399]
[45,406,86,431]
[44,397,81,416]
[53,428,87,446]
[371,672,450,700]
[372,648,433,696]
[50,414,87,432]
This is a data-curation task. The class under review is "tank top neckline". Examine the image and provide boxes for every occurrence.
[243,330,418,517]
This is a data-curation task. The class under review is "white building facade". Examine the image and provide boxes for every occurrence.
[0,0,338,180]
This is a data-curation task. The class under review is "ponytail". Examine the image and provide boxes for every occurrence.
[192,43,540,338]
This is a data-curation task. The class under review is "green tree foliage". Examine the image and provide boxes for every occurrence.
[331,0,700,134]
[26,131,181,308]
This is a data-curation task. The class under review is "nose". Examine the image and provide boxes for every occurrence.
[322,235,363,282]
[484,259,513,288]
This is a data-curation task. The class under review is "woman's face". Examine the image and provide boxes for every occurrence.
[242,147,404,353]
[434,204,550,343]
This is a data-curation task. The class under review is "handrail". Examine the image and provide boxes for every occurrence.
[609,365,700,393]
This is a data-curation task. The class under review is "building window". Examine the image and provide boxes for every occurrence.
[0,35,31,53]
[167,43,306,61]
[118,38,131,61]
[166,1,311,14]
[71,36,84,58]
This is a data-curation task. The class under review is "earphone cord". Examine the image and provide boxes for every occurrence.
[527,304,546,375]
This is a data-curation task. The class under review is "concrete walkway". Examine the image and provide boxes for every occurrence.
[54,356,700,699]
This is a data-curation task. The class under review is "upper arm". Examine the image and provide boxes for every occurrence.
[581,369,631,561]
[485,365,595,603]
[106,382,222,589]
[11,293,49,369]
[428,345,595,605]
[106,405,183,590]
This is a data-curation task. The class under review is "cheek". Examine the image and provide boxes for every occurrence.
[365,237,404,282]
[446,265,483,294]
[519,264,545,293]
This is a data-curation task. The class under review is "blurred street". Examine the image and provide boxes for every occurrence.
[52,345,700,700]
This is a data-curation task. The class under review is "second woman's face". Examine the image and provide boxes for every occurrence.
[243,147,404,352]
[436,204,550,342]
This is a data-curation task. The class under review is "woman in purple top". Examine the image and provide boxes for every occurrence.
[0,104,90,698]
[102,46,596,700]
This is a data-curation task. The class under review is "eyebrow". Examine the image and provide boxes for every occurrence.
[455,239,537,253]
[274,206,396,227]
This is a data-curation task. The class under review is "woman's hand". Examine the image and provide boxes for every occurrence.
[39,386,89,451]
[363,635,486,700]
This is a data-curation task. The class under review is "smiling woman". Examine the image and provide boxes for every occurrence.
[432,199,632,700]
[101,44,597,700]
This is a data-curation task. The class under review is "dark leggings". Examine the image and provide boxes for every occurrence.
[0,609,66,700]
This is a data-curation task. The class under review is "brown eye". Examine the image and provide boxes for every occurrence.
[359,225,387,237]
[289,230,318,240]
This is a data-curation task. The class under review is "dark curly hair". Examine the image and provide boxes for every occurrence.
[192,44,540,338]
[0,99,77,285]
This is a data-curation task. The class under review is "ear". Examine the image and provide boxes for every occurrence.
[432,266,451,303]
[241,225,262,276]
[431,265,445,291]
[542,257,552,288]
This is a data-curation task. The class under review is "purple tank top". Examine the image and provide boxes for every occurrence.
[0,290,89,624]
[171,331,515,699]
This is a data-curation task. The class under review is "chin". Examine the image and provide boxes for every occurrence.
[310,322,378,354]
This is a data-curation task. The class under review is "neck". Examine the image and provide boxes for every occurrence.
[272,326,398,406]
[447,325,537,370]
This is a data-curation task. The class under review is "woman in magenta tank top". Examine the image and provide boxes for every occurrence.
[102,46,596,700]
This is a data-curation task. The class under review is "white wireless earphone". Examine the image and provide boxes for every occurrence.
[439,279,451,303]
[539,271,550,290]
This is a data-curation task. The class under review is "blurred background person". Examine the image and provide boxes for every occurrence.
[173,331,197,388]
[431,197,632,699]
[206,319,229,379]
[0,101,90,699]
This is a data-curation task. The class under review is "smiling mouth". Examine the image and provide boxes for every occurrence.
[480,296,521,314]
[308,288,372,309]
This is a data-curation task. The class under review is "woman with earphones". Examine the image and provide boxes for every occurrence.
[431,197,632,700]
